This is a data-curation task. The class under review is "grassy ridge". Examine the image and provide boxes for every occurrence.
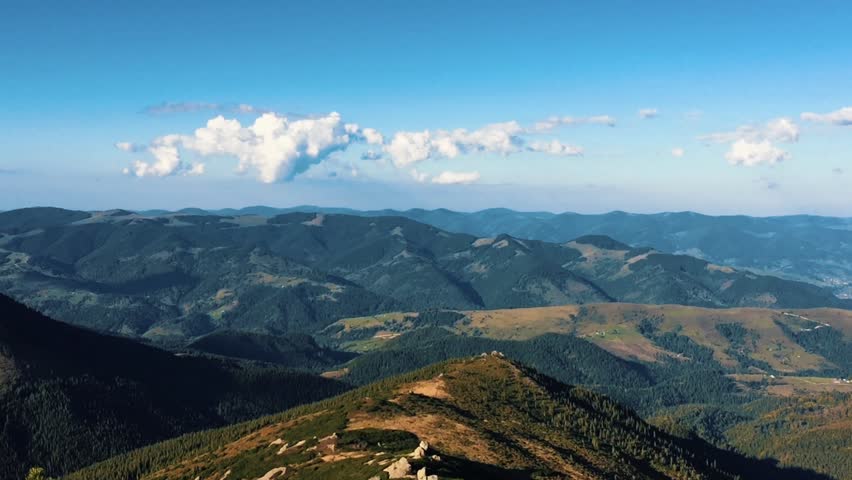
[67,356,831,480]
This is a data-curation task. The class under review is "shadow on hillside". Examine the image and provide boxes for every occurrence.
[423,452,535,479]
[682,435,836,480]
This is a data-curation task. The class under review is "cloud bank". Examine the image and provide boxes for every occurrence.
[119,110,615,184]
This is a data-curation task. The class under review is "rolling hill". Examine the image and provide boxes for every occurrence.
[319,305,852,478]
[131,206,852,299]
[327,303,852,376]
[0,294,348,479]
[652,393,852,480]
[67,354,827,480]
[1,207,848,345]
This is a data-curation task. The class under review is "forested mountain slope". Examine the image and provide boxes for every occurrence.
[68,355,828,480]
[1,208,848,345]
[0,295,347,478]
[134,206,852,298]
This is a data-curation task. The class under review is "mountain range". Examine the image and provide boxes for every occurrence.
[2,206,851,479]
[1,207,849,347]
[136,205,852,298]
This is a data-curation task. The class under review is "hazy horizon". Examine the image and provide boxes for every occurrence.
[7,201,852,220]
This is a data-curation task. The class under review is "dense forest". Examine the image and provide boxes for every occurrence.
[0,295,348,478]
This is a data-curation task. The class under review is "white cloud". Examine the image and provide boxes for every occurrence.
[701,117,799,144]
[726,139,789,166]
[764,117,800,143]
[123,110,608,182]
[701,117,798,167]
[361,127,384,145]
[124,135,184,177]
[671,147,685,158]
[383,121,525,167]
[531,114,615,132]
[126,112,383,182]
[431,170,481,185]
[638,108,658,119]
[801,106,852,126]
[385,131,434,167]
[527,140,583,156]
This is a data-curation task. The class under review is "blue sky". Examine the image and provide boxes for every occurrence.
[1,0,851,214]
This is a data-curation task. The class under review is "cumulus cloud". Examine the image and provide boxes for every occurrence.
[671,147,685,158]
[763,117,800,142]
[726,139,789,166]
[384,121,524,167]
[122,135,185,177]
[701,117,799,144]
[384,131,433,167]
[531,114,615,132]
[125,112,384,182]
[361,127,384,145]
[431,170,481,185]
[142,102,268,115]
[122,110,607,183]
[801,106,852,126]
[527,140,583,156]
[701,117,799,166]
[638,108,659,119]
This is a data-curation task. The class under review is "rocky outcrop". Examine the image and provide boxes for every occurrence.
[375,439,441,479]
[411,440,429,459]
[416,467,439,480]
[257,467,287,480]
[383,457,411,478]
